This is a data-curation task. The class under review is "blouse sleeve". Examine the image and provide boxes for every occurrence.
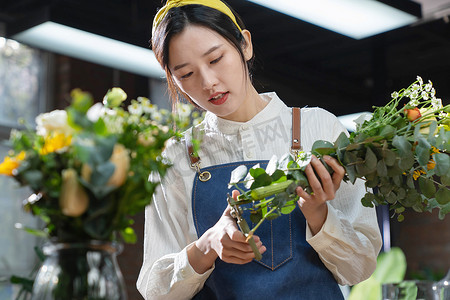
[303,108,383,286]
[136,141,214,300]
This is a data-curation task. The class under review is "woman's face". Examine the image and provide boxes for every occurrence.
[168,25,253,121]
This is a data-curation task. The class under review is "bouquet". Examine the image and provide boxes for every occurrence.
[0,88,204,243]
[228,76,449,241]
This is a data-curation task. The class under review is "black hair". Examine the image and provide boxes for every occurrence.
[151,2,254,106]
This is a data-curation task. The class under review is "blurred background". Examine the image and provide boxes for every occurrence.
[0,0,449,298]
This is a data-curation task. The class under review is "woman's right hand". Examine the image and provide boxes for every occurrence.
[188,190,266,273]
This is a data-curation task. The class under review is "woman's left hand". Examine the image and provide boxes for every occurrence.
[295,155,345,235]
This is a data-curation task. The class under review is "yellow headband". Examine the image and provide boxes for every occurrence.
[152,0,242,36]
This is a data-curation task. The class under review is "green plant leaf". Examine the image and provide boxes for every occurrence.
[377,160,388,177]
[383,149,397,166]
[249,167,266,179]
[434,153,450,177]
[379,125,396,138]
[436,188,450,205]
[280,200,296,214]
[271,169,286,182]
[311,140,336,156]
[416,137,431,167]
[418,177,436,199]
[393,135,412,157]
[250,172,273,189]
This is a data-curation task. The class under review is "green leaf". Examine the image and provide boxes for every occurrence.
[398,155,415,171]
[335,132,350,162]
[434,153,450,177]
[311,140,336,156]
[250,210,262,224]
[393,135,412,157]
[93,118,108,135]
[361,193,375,207]
[345,164,357,184]
[280,200,296,214]
[249,167,266,178]
[377,160,388,177]
[441,175,450,186]
[436,188,450,205]
[272,192,289,208]
[250,173,273,189]
[271,169,286,182]
[418,177,436,199]
[121,226,137,243]
[416,137,431,167]
[379,125,396,138]
[383,149,397,166]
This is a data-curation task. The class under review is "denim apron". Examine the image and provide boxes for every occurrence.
[189,109,343,300]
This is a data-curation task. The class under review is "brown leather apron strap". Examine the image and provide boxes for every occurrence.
[291,107,302,151]
[186,129,211,182]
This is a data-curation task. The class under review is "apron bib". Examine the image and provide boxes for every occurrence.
[187,109,343,299]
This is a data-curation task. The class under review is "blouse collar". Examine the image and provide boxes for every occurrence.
[202,92,287,135]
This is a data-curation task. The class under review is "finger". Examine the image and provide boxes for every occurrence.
[310,156,338,198]
[232,189,240,200]
[323,155,345,190]
[304,160,325,198]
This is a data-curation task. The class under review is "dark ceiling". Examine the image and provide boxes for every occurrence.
[1,0,449,116]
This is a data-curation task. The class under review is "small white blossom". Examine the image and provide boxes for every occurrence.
[128,102,143,116]
[416,76,423,86]
[391,91,399,99]
[408,99,420,107]
[152,112,163,122]
[177,103,192,118]
[193,118,203,126]
[411,84,421,92]
[409,90,419,101]
[425,81,433,92]
[421,91,429,101]
[439,111,448,118]
[430,88,436,97]
[431,97,442,109]
[128,115,140,124]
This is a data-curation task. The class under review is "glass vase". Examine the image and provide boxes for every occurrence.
[434,269,450,300]
[382,280,440,300]
[31,241,127,300]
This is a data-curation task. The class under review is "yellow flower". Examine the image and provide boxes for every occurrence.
[0,151,26,176]
[427,159,436,170]
[412,169,426,180]
[40,133,72,155]
[107,144,130,188]
[59,168,89,217]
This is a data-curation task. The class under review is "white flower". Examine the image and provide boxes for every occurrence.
[139,97,158,114]
[152,112,163,122]
[416,76,423,85]
[421,91,429,101]
[430,88,436,97]
[36,110,73,136]
[177,103,192,118]
[128,101,143,115]
[391,91,399,99]
[424,81,433,92]
[409,90,419,100]
[193,118,203,126]
[431,97,442,109]
[408,99,420,107]
[411,84,421,92]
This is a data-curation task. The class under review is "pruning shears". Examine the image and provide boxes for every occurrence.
[227,193,262,261]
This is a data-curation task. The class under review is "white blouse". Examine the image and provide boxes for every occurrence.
[137,92,382,300]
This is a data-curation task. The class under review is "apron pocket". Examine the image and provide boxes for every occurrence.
[250,213,293,270]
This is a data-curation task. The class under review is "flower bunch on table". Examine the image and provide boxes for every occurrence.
[229,76,449,240]
[0,88,204,243]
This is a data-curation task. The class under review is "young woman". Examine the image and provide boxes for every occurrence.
[137,1,382,299]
